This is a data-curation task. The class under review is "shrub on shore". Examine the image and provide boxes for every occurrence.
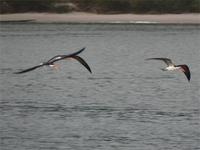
[73,0,200,13]
[0,0,56,13]
[0,0,199,14]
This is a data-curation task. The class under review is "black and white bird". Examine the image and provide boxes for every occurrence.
[14,47,92,74]
[146,58,190,81]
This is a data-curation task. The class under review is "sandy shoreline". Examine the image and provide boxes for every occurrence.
[0,12,200,24]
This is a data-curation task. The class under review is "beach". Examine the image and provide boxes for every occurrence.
[0,12,199,24]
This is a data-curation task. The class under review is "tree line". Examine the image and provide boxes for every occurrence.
[1,0,199,14]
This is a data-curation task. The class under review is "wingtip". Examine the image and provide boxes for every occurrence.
[145,58,151,61]
[77,47,87,54]
[187,75,191,82]
[186,77,190,82]
[85,65,92,74]
[13,72,20,74]
[145,58,159,60]
[13,70,24,74]
[81,47,86,51]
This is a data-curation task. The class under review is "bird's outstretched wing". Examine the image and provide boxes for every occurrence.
[47,55,65,63]
[71,56,92,73]
[14,64,44,74]
[146,58,174,66]
[48,47,86,63]
[66,47,86,58]
[177,64,191,81]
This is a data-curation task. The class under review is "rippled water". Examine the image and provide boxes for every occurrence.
[0,23,200,150]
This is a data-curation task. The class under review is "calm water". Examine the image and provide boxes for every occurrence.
[0,23,200,150]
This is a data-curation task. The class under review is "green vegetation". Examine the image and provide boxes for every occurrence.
[1,0,200,14]
[0,0,56,13]
[0,0,73,13]
[73,0,200,13]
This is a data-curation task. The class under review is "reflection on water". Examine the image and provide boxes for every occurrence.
[0,23,200,150]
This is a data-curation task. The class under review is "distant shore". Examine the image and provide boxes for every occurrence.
[0,12,199,24]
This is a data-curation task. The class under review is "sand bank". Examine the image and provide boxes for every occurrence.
[0,12,199,24]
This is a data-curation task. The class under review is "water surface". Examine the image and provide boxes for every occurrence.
[0,23,200,150]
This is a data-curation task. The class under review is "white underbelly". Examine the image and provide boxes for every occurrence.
[166,66,178,71]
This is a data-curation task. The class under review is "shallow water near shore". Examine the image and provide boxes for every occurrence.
[0,23,200,150]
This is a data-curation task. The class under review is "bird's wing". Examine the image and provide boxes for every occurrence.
[49,47,86,63]
[178,64,191,81]
[47,55,64,63]
[14,64,44,74]
[146,58,174,66]
[71,56,92,73]
[66,47,86,57]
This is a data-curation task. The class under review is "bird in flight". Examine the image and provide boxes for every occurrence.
[14,47,92,74]
[146,58,190,82]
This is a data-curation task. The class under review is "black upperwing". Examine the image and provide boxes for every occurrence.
[178,64,191,82]
[14,64,44,74]
[66,47,86,57]
[49,47,86,63]
[146,58,174,66]
[47,55,64,63]
[71,56,92,73]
